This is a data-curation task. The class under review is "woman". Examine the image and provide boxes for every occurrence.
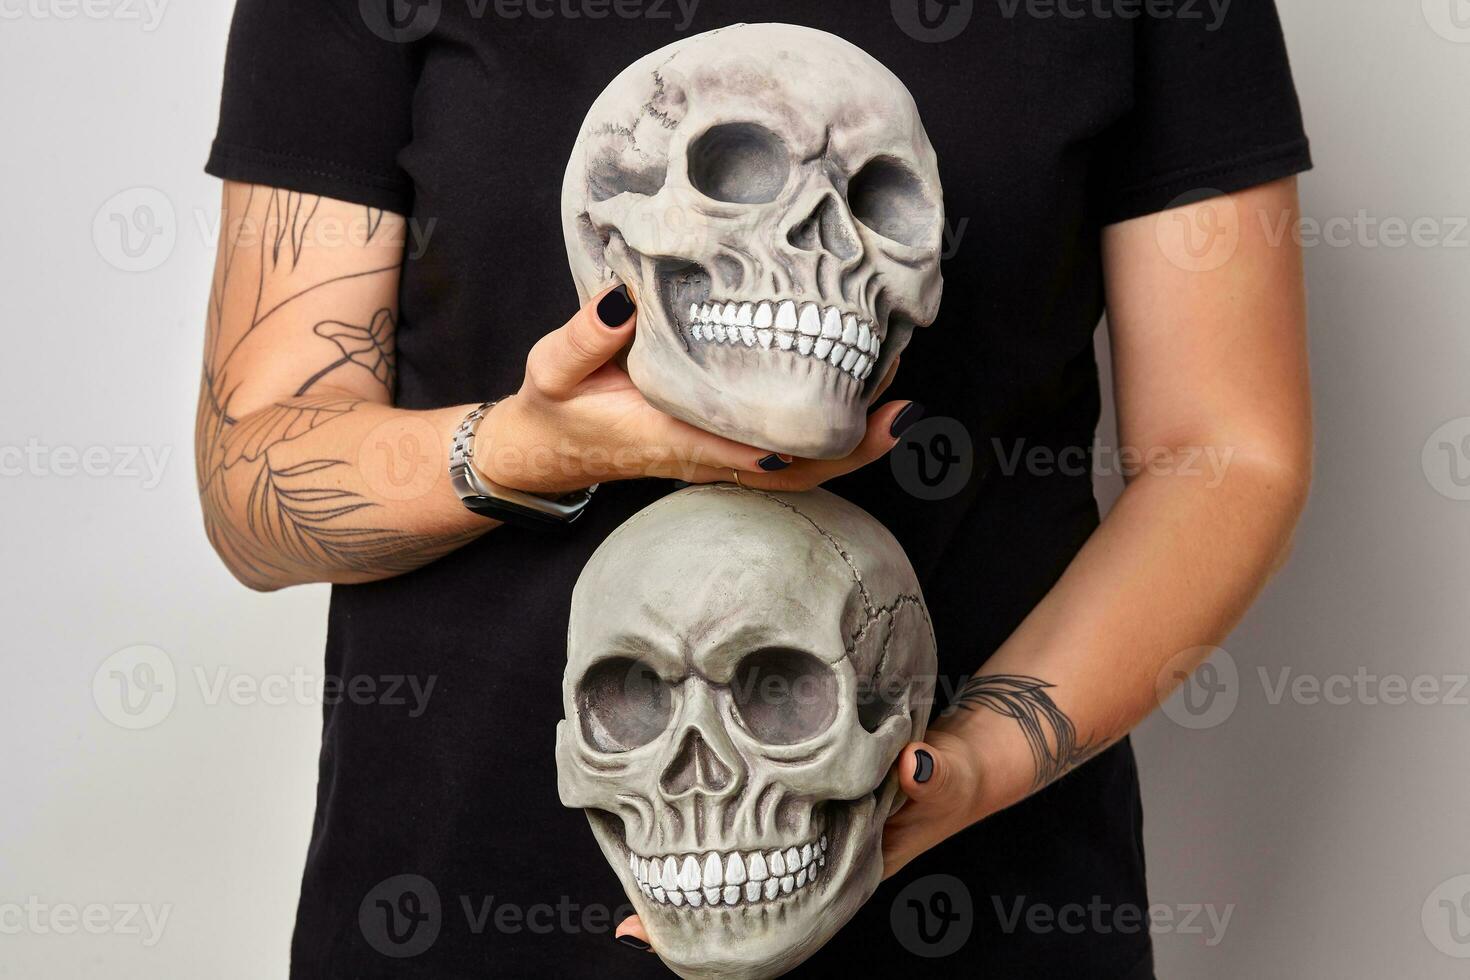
[198,2,1312,976]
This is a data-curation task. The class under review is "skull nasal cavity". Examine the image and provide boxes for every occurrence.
[659,728,733,796]
[787,196,860,261]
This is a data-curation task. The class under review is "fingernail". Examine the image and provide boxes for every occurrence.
[890,402,926,439]
[759,454,791,472]
[616,934,652,951]
[913,748,934,784]
[597,284,636,328]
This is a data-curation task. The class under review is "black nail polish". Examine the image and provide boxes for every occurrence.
[890,402,926,439]
[759,454,791,472]
[913,748,934,784]
[616,934,652,951]
[596,285,636,328]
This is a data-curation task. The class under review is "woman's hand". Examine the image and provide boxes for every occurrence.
[879,729,990,879]
[476,283,920,495]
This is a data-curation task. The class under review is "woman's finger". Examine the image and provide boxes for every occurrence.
[632,400,926,488]
[614,914,653,952]
[732,400,925,491]
[879,744,950,879]
[629,407,795,477]
[895,742,950,800]
[524,283,637,398]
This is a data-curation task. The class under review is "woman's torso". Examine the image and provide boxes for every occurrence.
[307,3,1149,976]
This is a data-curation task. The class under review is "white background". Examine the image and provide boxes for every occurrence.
[1,1,1467,975]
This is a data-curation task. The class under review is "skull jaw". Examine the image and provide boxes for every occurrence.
[586,794,885,980]
[629,340,868,460]
[627,260,889,460]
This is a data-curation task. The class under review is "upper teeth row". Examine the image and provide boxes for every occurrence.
[687,300,880,382]
[629,836,829,909]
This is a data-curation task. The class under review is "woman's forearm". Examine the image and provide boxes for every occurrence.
[196,390,491,591]
[938,179,1316,819]
[195,184,497,591]
[944,450,1310,816]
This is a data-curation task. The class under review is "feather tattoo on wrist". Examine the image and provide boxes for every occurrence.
[947,673,1107,792]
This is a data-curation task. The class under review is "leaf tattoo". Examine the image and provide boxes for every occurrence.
[196,188,476,588]
[216,398,360,466]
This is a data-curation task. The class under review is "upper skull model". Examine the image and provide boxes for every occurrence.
[557,485,937,979]
[561,23,945,459]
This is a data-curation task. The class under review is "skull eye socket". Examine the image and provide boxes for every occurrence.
[730,648,838,745]
[577,657,673,753]
[846,157,938,248]
[687,123,791,205]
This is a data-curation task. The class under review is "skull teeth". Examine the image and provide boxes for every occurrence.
[629,834,828,909]
[687,299,879,382]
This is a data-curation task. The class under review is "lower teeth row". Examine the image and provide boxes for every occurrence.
[638,859,823,909]
[632,837,829,909]
[686,308,877,382]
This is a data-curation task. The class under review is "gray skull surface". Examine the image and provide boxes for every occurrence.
[561,23,945,459]
[556,486,937,978]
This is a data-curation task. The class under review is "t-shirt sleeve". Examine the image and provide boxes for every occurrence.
[1095,1,1312,225]
[204,0,417,214]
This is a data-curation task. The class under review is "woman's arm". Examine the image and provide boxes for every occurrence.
[196,182,492,590]
[197,181,914,591]
[881,176,1313,872]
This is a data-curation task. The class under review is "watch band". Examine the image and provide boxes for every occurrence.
[448,401,597,527]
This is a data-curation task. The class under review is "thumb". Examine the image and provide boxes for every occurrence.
[896,742,953,803]
[525,282,637,398]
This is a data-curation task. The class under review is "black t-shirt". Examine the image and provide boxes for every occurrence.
[206,3,1309,976]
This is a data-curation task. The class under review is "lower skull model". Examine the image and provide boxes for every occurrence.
[556,486,937,978]
[561,23,945,459]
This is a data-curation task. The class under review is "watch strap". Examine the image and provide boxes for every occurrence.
[448,402,597,527]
